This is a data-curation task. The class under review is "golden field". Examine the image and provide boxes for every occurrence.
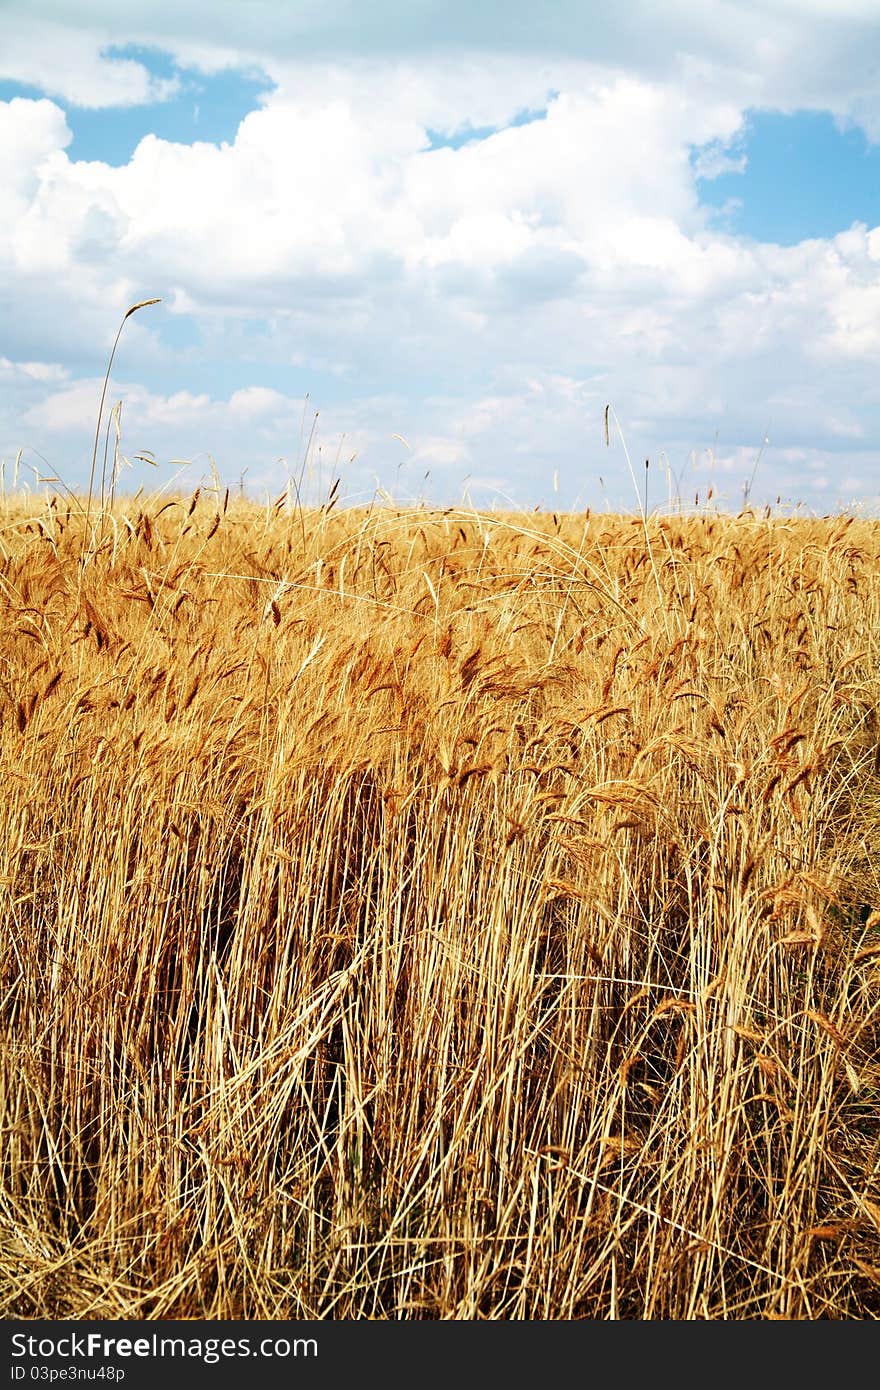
[1,490,878,1318]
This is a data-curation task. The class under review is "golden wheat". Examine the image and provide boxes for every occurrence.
[0,493,878,1318]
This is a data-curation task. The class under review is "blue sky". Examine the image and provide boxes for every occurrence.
[1,1,879,513]
[697,110,880,245]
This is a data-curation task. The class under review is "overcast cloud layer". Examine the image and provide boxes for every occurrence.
[1,1,879,512]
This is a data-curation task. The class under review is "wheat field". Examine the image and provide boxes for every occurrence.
[1,489,878,1319]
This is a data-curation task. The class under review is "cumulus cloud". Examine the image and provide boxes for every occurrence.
[0,18,180,108]
[0,4,878,511]
[6,2,880,147]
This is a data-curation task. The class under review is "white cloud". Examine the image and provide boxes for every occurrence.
[0,76,742,304]
[0,98,70,204]
[21,377,119,433]
[691,141,747,182]
[0,7,879,512]
[0,18,180,108]
[226,386,290,419]
[0,357,69,384]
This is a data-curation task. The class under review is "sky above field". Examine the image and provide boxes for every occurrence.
[1,1,879,513]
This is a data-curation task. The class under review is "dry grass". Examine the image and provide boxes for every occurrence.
[1,489,879,1319]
